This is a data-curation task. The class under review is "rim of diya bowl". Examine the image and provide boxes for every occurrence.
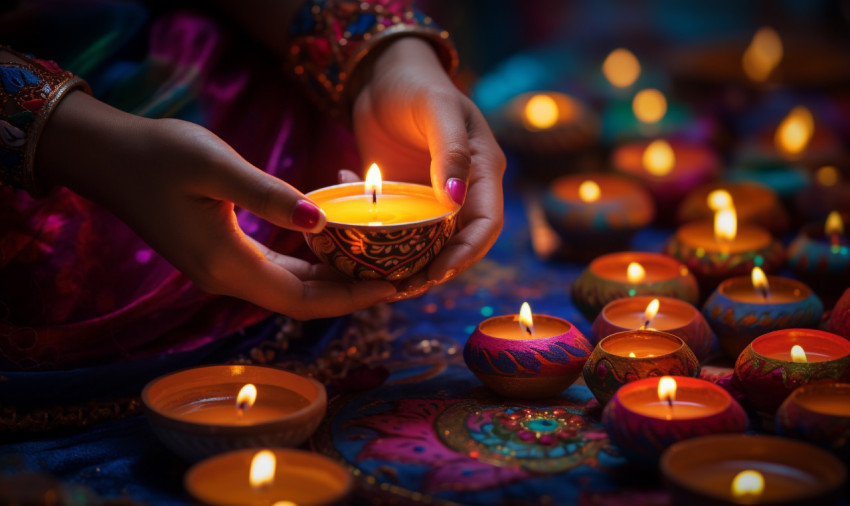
[660,434,848,506]
[184,447,354,506]
[745,329,850,365]
[586,252,689,284]
[614,376,732,419]
[142,365,327,435]
[780,382,850,419]
[597,295,698,333]
[304,181,459,231]
[715,275,818,306]
[597,329,690,361]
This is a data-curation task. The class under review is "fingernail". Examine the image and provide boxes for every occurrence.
[445,178,467,207]
[292,200,323,231]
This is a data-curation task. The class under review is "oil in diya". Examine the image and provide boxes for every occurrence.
[541,174,654,261]
[304,164,458,281]
[787,211,850,306]
[702,267,823,358]
[776,382,850,461]
[611,138,719,219]
[185,448,352,506]
[583,327,699,406]
[571,251,699,321]
[602,375,748,464]
[592,295,714,360]
[661,434,848,506]
[664,197,783,294]
[734,329,850,420]
[463,302,591,399]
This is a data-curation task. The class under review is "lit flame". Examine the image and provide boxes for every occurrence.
[816,166,840,187]
[236,383,257,413]
[578,180,601,202]
[826,211,844,236]
[642,299,660,330]
[775,106,814,159]
[272,502,298,506]
[365,163,382,202]
[751,267,770,299]
[714,207,737,243]
[707,189,734,212]
[524,94,559,130]
[627,262,646,283]
[642,139,675,176]
[249,450,276,490]
[658,376,677,415]
[742,27,783,82]
[791,345,808,363]
[632,89,667,124]
[629,352,637,358]
[519,302,534,336]
[732,470,765,500]
[602,48,641,88]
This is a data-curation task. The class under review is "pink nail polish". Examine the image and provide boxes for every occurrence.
[446,178,467,206]
[292,200,321,229]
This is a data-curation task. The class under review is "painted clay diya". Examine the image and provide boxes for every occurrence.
[592,295,714,360]
[734,329,850,419]
[661,434,847,506]
[602,376,747,464]
[703,274,824,359]
[463,310,591,399]
[676,182,788,235]
[304,181,458,281]
[583,330,699,406]
[776,382,850,461]
[142,365,327,462]
[541,174,654,261]
[787,213,850,307]
[572,251,699,321]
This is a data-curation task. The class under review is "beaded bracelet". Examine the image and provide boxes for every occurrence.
[288,0,458,121]
[0,46,91,197]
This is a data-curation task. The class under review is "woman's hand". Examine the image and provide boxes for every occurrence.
[36,92,396,319]
[352,37,506,298]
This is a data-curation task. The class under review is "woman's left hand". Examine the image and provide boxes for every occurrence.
[352,37,506,299]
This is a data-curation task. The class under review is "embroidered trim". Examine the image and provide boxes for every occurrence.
[288,0,458,121]
[0,46,92,197]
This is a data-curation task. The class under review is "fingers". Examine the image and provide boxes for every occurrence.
[420,94,472,209]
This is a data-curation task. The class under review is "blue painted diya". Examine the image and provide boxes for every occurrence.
[787,215,850,306]
[463,313,591,399]
[703,274,823,358]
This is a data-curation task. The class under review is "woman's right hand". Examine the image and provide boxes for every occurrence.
[36,91,397,319]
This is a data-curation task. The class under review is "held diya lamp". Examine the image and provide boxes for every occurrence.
[462,302,592,399]
[661,434,848,506]
[734,329,850,420]
[676,184,789,236]
[185,448,352,506]
[491,91,600,180]
[702,267,824,359]
[787,211,850,306]
[592,295,715,360]
[142,365,327,461]
[664,201,784,294]
[541,174,655,261]
[582,328,699,406]
[571,251,699,321]
[776,382,850,461]
[611,138,720,220]
[602,375,748,464]
[304,164,458,281]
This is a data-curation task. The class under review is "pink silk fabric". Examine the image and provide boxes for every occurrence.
[0,10,361,371]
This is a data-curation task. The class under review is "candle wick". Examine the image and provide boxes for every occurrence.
[759,287,769,300]
[372,189,377,205]
[525,326,533,336]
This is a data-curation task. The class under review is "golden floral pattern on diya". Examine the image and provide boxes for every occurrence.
[305,214,457,281]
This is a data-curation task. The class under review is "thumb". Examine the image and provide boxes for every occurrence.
[422,99,471,209]
[212,160,327,233]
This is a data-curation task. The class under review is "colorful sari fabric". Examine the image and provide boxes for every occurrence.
[0,0,362,371]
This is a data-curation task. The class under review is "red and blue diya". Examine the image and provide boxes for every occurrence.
[734,329,850,420]
[776,382,850,461]
[787,211,850,306]
[602,376,748,464]
[463,303,591,399]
